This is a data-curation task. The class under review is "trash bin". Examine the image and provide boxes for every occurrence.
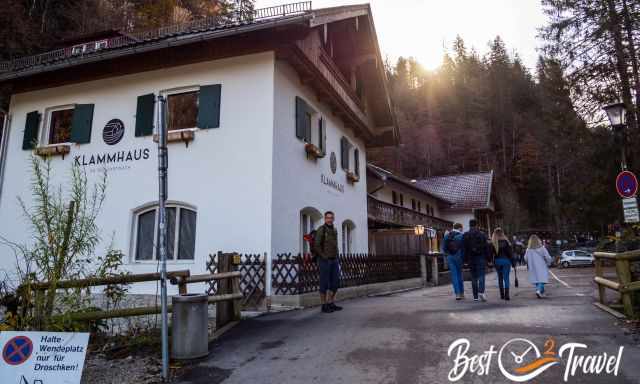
[171,293,209,359]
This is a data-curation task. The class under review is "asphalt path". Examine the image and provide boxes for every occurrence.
[177,266,640,384]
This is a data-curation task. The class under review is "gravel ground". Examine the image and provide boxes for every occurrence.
[82,354,165,384]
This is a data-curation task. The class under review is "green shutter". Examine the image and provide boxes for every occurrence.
[197,84,221,129]
[135,93,155,136]
[70,104,94,144]
[22,111,40,150]
[341,137,350,170]
[295,96,306,140]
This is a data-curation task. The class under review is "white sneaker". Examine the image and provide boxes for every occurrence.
[480,293,487,302]
[536,291,542,299]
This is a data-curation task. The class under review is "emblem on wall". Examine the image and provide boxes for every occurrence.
[330,152,337,174]
[103,119,125,145]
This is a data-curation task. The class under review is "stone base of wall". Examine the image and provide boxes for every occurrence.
[270,277,423,308]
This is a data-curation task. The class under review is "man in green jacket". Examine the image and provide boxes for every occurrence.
[313,211,342,313]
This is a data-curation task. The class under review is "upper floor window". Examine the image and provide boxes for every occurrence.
[295,97,326,153]
[133,203,197,261]
[48,107,74,144]
[392,191,398,205]
[418,201,422,212]
[400,194,404,207]
[167,89,199,131]
[411,199,416,211]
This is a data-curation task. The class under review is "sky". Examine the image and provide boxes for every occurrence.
[255,0,548,71]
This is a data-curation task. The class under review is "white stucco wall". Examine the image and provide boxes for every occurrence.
[440,211,475,231]
[271,60,368,255]
[0,52,276,293]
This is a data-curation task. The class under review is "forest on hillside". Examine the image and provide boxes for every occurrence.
[0,1,638,234]
[370,0,640,234]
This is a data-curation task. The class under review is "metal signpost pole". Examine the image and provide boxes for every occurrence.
[157,95,169,381]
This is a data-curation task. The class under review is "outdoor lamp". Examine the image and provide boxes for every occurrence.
[603,102,627,128]
[414,225,425,236]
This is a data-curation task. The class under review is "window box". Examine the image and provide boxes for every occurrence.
[305,142,324,160]
[35,144,71,158]
[346,171,360,184]
[153,129,195,146]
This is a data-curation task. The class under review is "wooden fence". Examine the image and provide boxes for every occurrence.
[17,269,242,326]
[271,253,422,295]
[207,252,266,308]
[593,250,640,318]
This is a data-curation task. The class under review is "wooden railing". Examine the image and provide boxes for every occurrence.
[17,268,243,325]
[593,250,640,318]
[368,196,453,231]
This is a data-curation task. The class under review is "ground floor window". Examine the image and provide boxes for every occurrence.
[342,220,355,254]
[134,204,197,261]
[300,207,322,255]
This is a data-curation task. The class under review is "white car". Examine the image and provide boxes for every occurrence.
[559,250,594,268]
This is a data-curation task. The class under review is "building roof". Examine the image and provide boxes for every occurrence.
[367,163,451,204]
[415,171,494,210]
[0,3,314,79]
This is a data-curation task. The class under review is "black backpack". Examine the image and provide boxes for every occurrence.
[444,232,460,254]
[468,230,486,256]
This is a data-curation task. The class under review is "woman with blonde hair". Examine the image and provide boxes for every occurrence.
[490,228,514,300]
[525,234,553,298]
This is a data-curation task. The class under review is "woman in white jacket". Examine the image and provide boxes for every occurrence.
[525,234,553,298]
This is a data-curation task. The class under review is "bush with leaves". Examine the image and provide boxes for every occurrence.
[0,155,128,331]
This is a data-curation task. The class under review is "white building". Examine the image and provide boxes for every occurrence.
[0,3,397,293]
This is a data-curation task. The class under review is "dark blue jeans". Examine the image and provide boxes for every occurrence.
[447,255,464,295]
[495,258,511,289]
[319,258,340,294]
[470,259,486,299]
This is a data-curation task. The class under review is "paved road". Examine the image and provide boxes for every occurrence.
[177,266,640,384]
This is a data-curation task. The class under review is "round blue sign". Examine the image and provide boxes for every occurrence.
[616,171,638,198]
[2,336,33,365]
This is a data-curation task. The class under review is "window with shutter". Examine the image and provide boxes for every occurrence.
[197,84,221,129]
[70,104,94,144]
[295,96,313,142]
[135,93,155,137]
[22,111,41,150]
[340,137,350,170]
[318,117,326,154]
[354,148,360,176]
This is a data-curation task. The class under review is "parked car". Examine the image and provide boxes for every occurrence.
[559,250,594,268]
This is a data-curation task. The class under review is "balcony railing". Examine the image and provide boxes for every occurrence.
[0,2,312,73]
[368,196,452,231]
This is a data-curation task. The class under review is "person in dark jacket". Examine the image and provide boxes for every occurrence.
[490,228,514,301]
[443,223,465,300]
[313,211,342,313]
[463,219,489,301]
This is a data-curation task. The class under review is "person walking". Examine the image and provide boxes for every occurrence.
[463,219,489,302]
[525,234,553,298]
[443,223,465,300]
[313,211,342,313]
[490,228,514,301]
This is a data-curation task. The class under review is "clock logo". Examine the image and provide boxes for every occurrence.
[103,119,125,145]
[498,338,560,382]
[330,152,337,174]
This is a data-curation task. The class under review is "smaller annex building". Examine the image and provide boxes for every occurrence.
[415,171,499,233]
[366,164,452,255]
[0,3,398,293]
